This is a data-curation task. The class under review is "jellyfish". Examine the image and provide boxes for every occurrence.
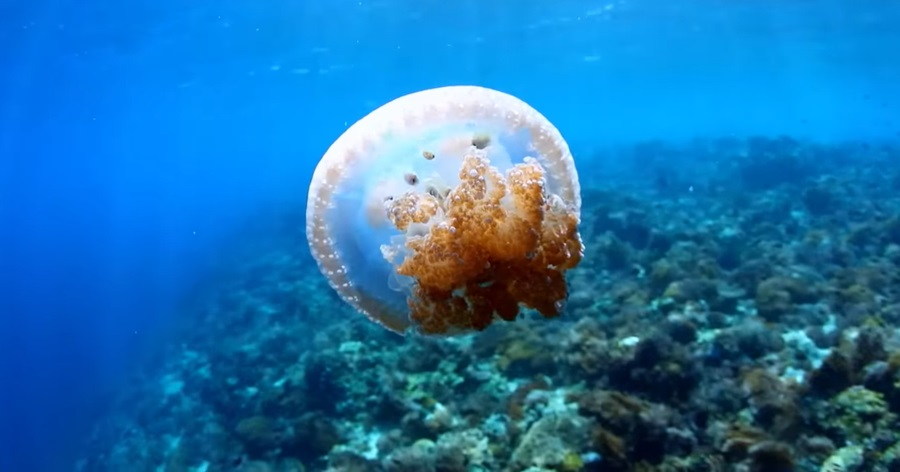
[306,86,582,335]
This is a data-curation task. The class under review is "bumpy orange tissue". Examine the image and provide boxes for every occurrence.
[384,154,582,334]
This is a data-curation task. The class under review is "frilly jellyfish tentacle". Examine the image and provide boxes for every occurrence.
[306,85,582,335]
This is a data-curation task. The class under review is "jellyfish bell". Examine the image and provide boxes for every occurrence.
[306,86,583,335]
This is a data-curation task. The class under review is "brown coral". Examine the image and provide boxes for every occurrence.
[385,153,583,334]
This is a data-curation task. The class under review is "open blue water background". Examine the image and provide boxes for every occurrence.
[1,0,898,470]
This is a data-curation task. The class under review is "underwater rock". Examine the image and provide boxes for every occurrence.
[798,435,836,460]
[283,414,343,463]
[397,335,466,373]
[807,350,856,397]
[662,278,719,305]
[755,275,819,322]
[747,440,795,472]
[886,217,900,246]
[608,334,700,402]
[235,460,276,472]
[328,451,379,472]
[593,207,655,250]
[819,445,864,472]
[802,182,839,216]
[595,233,633,271]
[838,283,878,312]
[575,389,685,466]
[850,325,887,370]
[885,304,900,326]
[301,352,348,414]
[649,258,681,293]
[878,441,900,471]
[732,258,777,295]
[306,86,583,335]
[715,226,746,271]
[382,439,437,472]
[508,412,591,470]
[754,279,792,321]
[718,423,771,461]
[234,416,279,456]
[565,274,596,312]
[495,331,555,375]
[710,284,746,314]
[863,352,900,413]
[690,368,745,419]
[740,368,799,437]
[736,135,813,191]
[507,376,553,422]
[726,320,784,360]
[817,386,897,445]
[433,429,492,471]
[663,317,698,345]
[559,319,616,378]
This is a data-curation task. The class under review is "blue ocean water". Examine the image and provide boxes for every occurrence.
[1,1,898,470]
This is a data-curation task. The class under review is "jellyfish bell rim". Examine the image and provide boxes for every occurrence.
[305,85,581,335]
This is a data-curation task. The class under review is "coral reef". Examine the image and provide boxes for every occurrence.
[78,138,900,472]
